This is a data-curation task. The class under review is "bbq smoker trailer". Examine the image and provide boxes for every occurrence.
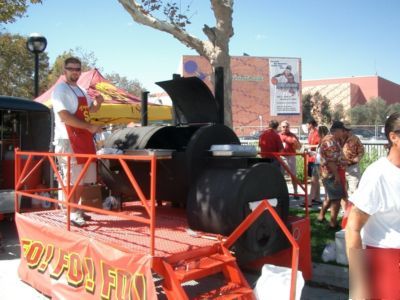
[13,77,311,299]
[100,76,292,263]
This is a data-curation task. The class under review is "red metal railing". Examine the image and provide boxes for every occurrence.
[14,149,159,256]
[224,199,300,300]
[15,149,302,299]
[259,151,309,216]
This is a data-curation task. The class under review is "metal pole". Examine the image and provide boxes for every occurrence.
[34,53,39,97]
[214,67,224,125]
[141,91,149,126]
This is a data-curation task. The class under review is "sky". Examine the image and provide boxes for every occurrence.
[4,0,400,93]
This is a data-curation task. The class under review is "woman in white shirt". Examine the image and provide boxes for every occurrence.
[346,112,400,299]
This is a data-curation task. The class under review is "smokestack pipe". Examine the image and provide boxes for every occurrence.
[172,73,181,125]
[214,67,224,125]
[141,91,149,126]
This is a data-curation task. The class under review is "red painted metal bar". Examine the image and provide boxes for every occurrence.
[260,151,310,216]
[17,191,151,225]
[66,155,71,231]
[118,158,151,217]
[16,156,46,190]
[14,148,21,213]
[303,152,308,215]
[150,154,157,257]
[14,149,158,255]
[47,155,67,197]
[16,150,159,162]
[224,200,299,300]
[65,157,94,201]
[14,154,33,190]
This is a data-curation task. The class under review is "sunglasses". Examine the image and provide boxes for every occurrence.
[65,67,81,72]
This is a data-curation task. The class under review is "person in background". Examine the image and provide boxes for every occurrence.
[317,121,347,228]
[304,119,321,206]
[303,125,329,207]
[341,126,364,207]
[52,57,104,227]
[346,112,400,299]
[258,120,284,169]
[279,120,301,199]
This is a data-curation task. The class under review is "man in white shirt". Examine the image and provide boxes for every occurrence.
[52,57,103,226]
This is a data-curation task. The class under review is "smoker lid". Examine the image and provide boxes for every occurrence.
[156,76,219,124]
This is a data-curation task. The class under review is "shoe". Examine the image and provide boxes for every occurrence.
[312,199,323,204]
[70,214,86,227]
[77,210,92,221]
[316,218,327,224]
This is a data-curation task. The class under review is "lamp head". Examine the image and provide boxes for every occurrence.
[26,33,47,54]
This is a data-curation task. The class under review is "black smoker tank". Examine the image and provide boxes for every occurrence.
[100,77,290,262]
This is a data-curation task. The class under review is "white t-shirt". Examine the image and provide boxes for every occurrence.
[51,82,93,140]
[350,157,400,248]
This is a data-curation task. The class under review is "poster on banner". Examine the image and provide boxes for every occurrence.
[269,58,301,116]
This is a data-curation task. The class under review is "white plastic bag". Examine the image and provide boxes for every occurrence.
[254,264,304,300]
[102,196,120,210]
[321,241,336,262]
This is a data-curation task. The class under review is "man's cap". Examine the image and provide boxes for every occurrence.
[330,121,350,131]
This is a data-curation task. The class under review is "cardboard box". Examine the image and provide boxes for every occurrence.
[80,185,103,209]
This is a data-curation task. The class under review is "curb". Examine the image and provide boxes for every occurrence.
[311,262,349,289]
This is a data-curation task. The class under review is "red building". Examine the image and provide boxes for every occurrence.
[302,76,400,111]
[182,55,302,136]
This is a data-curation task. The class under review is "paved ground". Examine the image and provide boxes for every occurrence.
[0,181,348,299]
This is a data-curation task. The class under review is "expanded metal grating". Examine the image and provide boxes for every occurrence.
[22,206,220,257]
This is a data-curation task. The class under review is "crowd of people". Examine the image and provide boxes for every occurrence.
[258,118,365,229]
[259,116,400,299]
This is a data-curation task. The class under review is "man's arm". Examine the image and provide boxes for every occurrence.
[345,206,370,299]
[58,110,102,134]
[89,94,104,113]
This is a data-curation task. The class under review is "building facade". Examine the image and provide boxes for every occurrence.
[182,55,302,137]
[302,76,400,111]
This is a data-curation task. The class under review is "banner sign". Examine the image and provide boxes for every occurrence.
[15,214,157,300]
[269,58,301,116]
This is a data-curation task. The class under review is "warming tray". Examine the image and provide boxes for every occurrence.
[124,149,174,158]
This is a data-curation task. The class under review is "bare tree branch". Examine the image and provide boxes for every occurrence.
[118,0,213,59]
[117,0,235,127]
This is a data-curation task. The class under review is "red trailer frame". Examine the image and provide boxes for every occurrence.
[14,149,305,299]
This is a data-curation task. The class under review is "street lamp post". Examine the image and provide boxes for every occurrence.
[26,33,47,97]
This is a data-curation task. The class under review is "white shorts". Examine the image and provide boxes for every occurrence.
[54,139,96,186]
[281,155,296,177]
